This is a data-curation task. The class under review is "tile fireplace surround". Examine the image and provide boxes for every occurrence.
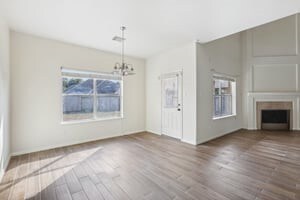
[247,92,300,130]
[256,101,292,130]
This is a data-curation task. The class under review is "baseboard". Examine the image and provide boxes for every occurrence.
[181,138,197,145]
[197,128,242,144]
[11,130,145,156]
[0,153,11,182]
[145,129,161,135]
[123,129,146,135]
[146,130,197,145]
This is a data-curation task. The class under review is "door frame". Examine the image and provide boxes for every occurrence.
[160,71,183,140]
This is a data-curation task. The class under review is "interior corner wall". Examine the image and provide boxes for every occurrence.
[0,18,10,180]
[10,31,146,155]
[145,42,197,145]
[196,33,243,144]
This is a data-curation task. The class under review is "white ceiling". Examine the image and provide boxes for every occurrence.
[0,0,299,58]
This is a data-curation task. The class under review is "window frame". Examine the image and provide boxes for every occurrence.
[61,72,123,124]
[212,74,236,120]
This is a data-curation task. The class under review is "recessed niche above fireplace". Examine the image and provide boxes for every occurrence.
[256,101,293,130]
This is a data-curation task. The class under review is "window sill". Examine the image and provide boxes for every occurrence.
[61,116,123,125]
[213,114,236,120]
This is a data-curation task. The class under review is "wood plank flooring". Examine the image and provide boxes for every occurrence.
[0,130,299,200]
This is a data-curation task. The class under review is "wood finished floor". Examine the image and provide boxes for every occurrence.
[0,130,299,200]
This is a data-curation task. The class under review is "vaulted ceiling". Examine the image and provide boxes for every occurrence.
[0,0,299,58]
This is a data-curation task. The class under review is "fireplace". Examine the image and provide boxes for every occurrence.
[261,110,290,130]
[256,102,292,130]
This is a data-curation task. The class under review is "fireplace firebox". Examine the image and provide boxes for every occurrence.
[261,110,290,130]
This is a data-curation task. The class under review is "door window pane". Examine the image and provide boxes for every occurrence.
[163,77,178,108]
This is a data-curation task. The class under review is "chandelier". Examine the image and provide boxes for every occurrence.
[112,26,135,76]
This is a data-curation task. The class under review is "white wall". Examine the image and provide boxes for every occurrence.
[196,33,243,144]
[9,13,300,157]
[242,14,300,129]
[0,18,10,179]
[10,32,145,155]
[146,35,243,145]
[146,42,197,144]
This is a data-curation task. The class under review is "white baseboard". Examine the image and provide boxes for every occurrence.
[197,128,242,144]
[181,138,197,145]
[122,129,146,135]
[11,130,145,156]
[0,153,11,182]
[146,130,197,145]
[146,129,162,135]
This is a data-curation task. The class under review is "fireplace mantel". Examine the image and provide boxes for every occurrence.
[247,92,300,130]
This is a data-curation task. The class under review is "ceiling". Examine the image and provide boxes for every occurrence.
[0,0,299,58]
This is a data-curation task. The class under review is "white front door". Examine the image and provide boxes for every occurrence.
[161,72,182,139]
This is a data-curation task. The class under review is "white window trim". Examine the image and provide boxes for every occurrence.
[61,116,123,125]
[213,114,237,120]
[61,72,123,124]
[212,73,237,119]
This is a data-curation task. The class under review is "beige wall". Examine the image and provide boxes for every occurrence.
[0,18,10,180]
[10,32,145,155]
[242,14,300,128]
[196,33,243,144]
[146,42,197,144]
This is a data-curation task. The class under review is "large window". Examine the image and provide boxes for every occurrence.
[62,68,122,122]
[213,75,236,118]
